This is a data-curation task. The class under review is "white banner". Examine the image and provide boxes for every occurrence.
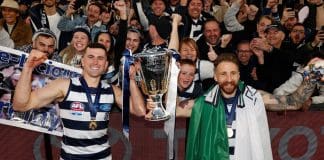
[0,46,82,136]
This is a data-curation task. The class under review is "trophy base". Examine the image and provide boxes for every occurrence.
[148,114,170,121]
[147,107,170,121]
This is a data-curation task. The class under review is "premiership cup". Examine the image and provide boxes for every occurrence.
[134,48,172,121]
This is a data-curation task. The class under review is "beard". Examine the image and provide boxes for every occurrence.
[219,81,238,96]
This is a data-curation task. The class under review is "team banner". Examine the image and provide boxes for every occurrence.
[0,46,82,136]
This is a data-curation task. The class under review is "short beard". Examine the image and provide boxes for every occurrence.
[219,81,238,95]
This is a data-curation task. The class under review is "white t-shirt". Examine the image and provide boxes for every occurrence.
[47,12,61,48]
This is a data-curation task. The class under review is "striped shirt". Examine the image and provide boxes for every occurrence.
[178,81,203,102]
[58,78,114,160]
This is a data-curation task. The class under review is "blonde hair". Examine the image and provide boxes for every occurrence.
[59,45,78,65]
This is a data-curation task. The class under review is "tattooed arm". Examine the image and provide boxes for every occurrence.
[259,58,324,111]
[259,80,316,111]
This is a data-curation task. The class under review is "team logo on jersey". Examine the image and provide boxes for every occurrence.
[99,104,111,112]
[70,102,84,116]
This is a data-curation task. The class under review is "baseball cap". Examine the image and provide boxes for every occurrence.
[264,24,284,33]
[0,0,19,10]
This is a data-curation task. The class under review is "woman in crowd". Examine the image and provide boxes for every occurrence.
[57,27,91,68]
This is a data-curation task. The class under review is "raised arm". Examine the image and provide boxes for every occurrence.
[168,14,182,51]
[13,50,68,112]
[113,66,146,117]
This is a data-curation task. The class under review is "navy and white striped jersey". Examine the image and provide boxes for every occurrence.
[193,60,214,86]
[58,78,114,160]
[178,81,203,102]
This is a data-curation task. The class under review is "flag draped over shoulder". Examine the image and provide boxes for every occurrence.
[186,82,247,160]
[185,86,229,160]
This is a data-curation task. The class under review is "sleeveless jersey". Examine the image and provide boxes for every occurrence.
[58,78,114,160]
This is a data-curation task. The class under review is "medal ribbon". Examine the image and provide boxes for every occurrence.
[79,77,101,121]
[122,49,133,140]
[223,90,240,126]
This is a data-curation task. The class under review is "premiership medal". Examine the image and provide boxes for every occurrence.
[79,77,101,131]
[227,127,234,138]
[89,120,97,130]
[223,90,240,138]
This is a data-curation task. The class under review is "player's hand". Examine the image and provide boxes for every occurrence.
[25,50,48,68]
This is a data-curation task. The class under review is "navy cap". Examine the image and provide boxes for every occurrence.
[264,24,284,33]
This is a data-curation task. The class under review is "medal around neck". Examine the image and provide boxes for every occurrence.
[227,127,234,138]
[134,47,172,121]
[89,120,97,130]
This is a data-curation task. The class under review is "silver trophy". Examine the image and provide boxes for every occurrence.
[134,48,172,121]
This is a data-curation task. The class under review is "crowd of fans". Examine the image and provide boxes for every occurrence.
[0,0,324,107]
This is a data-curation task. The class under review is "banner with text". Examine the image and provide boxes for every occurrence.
[0,46,82,136]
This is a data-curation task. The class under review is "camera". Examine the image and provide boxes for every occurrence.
[73,0,88,10]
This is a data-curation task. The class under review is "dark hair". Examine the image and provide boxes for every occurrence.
[291,23,305,30]
[94,30,113,45]
[87,43,109,58]
[188,0,204,7]
[179,59,196,67]
[236,40,250,52]
[88,1,104,14]
[93,31,115,64]
[202,18,221,32]
[214,53,239,70]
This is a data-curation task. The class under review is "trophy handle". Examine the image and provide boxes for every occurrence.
[147,94,170,121]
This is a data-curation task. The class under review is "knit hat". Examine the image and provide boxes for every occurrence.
[32,28,57,42]
[32,28,57,48]
[73,27,91,40]
[0,0,19,10]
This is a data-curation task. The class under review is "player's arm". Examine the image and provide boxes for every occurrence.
[112,65,146,117]
[13,50,68,111]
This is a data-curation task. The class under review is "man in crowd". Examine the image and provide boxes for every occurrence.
[179,0,214,39]
[57,1,106,45]
[28,0,64,50]
[18,28,57,59]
